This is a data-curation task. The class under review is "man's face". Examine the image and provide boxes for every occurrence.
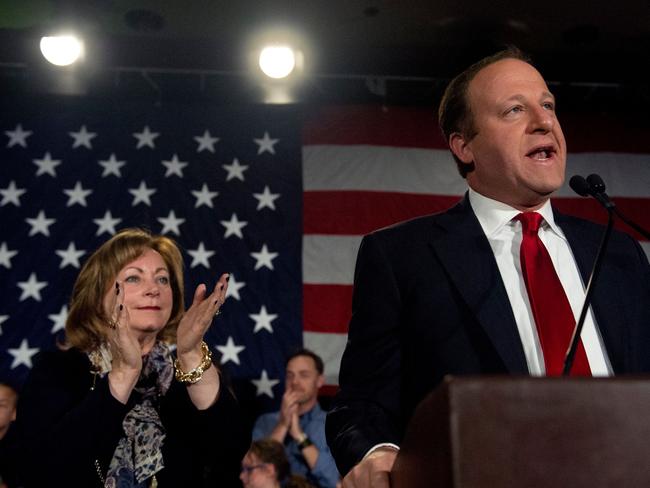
[0,385,17,438]
[452,58,567,210]
[285,355,324,405]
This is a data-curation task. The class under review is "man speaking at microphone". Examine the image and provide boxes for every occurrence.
[326,47,650,488]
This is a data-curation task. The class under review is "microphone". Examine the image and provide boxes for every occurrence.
[585,174,616,209]
[586,173,650,240]
[563,174,616,375]
[568,175,591,197]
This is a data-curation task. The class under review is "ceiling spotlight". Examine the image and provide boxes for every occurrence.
[40,35,84,66]
[259,45,296,79]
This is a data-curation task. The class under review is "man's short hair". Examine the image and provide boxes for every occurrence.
[438,46,532,178]
[286,348,324,375]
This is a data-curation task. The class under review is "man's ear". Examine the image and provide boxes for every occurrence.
[316,374,325,389]
[449,132,474,164]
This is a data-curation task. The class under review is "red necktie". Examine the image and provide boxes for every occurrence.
[516,212,591,376]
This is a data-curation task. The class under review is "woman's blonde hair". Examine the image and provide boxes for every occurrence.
[65,228,185,352]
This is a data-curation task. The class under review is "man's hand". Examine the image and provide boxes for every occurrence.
[342,448,398,488]
[270,389,300,443]
[278,389,300,428]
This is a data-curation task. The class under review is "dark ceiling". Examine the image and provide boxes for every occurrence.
[1,1,649,107]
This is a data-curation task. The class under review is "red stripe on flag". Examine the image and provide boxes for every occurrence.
[303,284,352,333]
[302,105,650,153]
[303,190,462,235]
[319,384,340,397]
[302,105,446,148]
[553,197,650,242]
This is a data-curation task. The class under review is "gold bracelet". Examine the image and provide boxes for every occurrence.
[174,341,212,384]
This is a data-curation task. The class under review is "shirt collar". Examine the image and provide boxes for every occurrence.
[302,402,322,420]
[468,187,561,238]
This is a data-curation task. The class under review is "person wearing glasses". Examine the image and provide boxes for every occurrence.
[241,438,317,488]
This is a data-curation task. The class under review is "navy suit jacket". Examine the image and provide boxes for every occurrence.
[325,195,650,475]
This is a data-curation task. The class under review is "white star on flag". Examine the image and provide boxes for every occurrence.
[225,274,245,301]
[63,181,93,207]
[0,180,27,207]
[93,210,122,236]
[187,242,215,268]
[5,124,32,148]
[194,130,219,153]
[253,185,280,210]
[161,154,188,177]
[249,305,278,333]
[55,242,85,269]
[252,369,280,398]
[220,213,248,239]
[223,158,248,181]
[26,210,56,236]
[128,180,157,206]
[0,242,18,268]
[8,339,40,369]
[250,244,278,270]
[133,126,160,149]
[17,272,47,302]
[0,315,8,335]
[48,304,68,334]
[98,153,126,177]
[69,125,97,149]
[254,131,279,155]
[191,183,218,208]
[158,210,186,235]
[33,152,61,177]
[216,336,245,365]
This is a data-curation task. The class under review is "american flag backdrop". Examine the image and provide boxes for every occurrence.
[1,100,650,408]
[0,98,303,411]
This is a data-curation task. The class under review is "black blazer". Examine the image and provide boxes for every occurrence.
[3,348,250,487]
[326,195,650,475]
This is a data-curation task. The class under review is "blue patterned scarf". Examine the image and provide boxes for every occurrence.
[103,341,173,487]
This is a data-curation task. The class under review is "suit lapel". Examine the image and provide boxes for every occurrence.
[428,196,529,374]
[554,209,625,372]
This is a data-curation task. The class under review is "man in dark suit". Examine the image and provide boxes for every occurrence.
[325,47,650,488]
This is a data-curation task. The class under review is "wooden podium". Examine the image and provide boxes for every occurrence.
[391,376,650,487]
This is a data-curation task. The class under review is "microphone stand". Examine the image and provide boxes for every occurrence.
[586,174,650,240]
[562,177,615,376]
[611,207,650,240]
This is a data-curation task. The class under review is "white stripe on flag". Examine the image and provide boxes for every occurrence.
[304,331,347,386]
[562,152,650,197]
[305,145,650,197]
[303,235,361,285]
[304,145,464,194]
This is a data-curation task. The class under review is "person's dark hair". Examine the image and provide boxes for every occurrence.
[286,348,324,375]
[249,439,290,481]
[438,46,532,178]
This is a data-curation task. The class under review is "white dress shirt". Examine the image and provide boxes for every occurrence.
[468,188,612,376]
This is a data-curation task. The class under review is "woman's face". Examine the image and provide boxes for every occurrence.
[104,248,173,339]
[240,452,277,488]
